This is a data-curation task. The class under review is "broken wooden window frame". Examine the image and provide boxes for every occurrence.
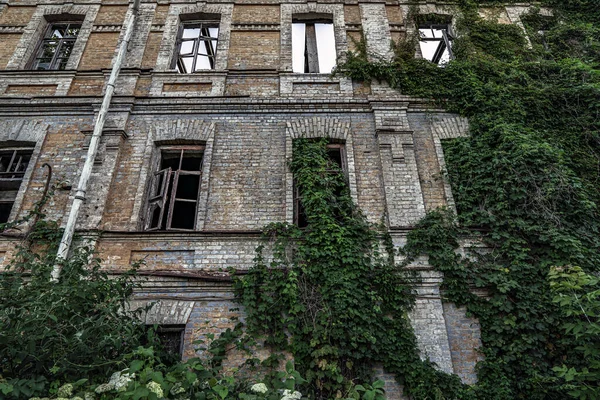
[173,20,219,73]
[292,14,336,73]
[418,23,454,65]
[294,142,347,228]
[145,145,205,231]
[0,146,34,223]
[29,22,81,70]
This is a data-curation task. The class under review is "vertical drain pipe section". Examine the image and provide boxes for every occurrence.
[52,0,141,281]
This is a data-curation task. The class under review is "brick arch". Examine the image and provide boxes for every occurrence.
[150,119,215,143]
[286,117,351,140]
[430,114,469,139]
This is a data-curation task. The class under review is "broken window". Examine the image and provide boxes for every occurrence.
[31,23,81,70]
[156,325,185,360]
[418,23,454,65]
[145,146,204,231]
[174,20,219,73]
[294,143,346,228]
[292,16,336,73]
[0,147,33,223]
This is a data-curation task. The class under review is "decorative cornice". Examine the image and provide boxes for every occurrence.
[0,25,25,33]
[92,24,123,33]
[231,23,280,31]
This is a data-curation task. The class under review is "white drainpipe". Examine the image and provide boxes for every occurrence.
[52,0,141,281]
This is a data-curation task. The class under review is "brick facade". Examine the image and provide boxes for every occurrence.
[0,0,542,396]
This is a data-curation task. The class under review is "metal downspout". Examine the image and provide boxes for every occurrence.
[52,0,141,281]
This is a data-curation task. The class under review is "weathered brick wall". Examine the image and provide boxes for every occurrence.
[0,0,512,396]
[228,30,280,70]
[0,34,22,69]
[0,6,36,68]
[442,302,484,384]
[79,32,119,70]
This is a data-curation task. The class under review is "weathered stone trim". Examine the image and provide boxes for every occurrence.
[231,23,279,31]
[128,299,194,325]
[149,72,227,97]
[280,74,353,96]
[430,114,469,139]
[0,25,25,33]
[360,3,393,62]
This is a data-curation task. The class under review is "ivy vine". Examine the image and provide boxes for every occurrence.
[235,139,469,399]
[337,0,600,399]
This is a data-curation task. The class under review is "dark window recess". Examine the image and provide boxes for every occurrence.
[0,148,33,223]
[418,24,453,65]
[32,23,81,70]
[294,143,346,228]
[175,21,219,73]
[157,325,185,359]
[145,146,204,231]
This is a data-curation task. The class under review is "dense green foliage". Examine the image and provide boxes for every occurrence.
[338,0,600,398]
[549,266,600,399]
[235,139,468,400]
[0,212,153,398]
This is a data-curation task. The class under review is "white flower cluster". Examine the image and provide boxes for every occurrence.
[281,389,302,400]
[146,381,164,398]
[109,370,135,392]
[250,383,269,394]
[93,369,135,394]
[57,384,73,398]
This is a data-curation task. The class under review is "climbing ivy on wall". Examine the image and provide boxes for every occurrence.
[235,138,469,400]
[337,0,600,399]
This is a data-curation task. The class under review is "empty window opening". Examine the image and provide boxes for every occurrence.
[175,21,219,73]
[32,23,81,70]
[0,147,33,223]
[294,143,346,228]
[292,17,336,73]
[145,146,204,231]
[419,24,453,65]
[156,325,185,360]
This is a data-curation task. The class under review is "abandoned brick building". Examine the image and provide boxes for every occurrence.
[0,0,540,396]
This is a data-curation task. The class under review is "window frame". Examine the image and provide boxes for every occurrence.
[293,142,347,227]
[173,20,220,73]
[145,145,205,232]
[0,146,34,223]
[292,15,336,74]
[29,22,82,71]
[418,23,454,65]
